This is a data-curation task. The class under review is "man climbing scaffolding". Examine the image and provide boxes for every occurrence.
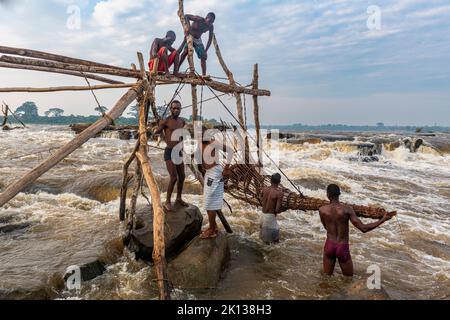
[179,12,215,77]
[149,31,180,76]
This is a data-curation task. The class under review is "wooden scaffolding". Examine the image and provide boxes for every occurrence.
[0,0,395,300]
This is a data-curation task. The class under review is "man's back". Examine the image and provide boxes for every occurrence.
[261,186,283,214]
[319,203,351,243]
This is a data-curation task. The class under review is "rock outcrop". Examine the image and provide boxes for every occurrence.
[168,232,230,289]
[124,203,203,261]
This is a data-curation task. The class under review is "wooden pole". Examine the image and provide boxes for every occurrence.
[2,102,26,128]
[135,57,170,300]
[1,103,8,127]
[252,64,262,164]
[212,35,246,129]
[135,82,171,300]
[0,62,124,84]
[119,141,140,221]
[0,55,140,79]
[0,45,130,71]
[177,0,199,121]
[0,83,135,93]
[0,82,144,208]
[0,58,271,96]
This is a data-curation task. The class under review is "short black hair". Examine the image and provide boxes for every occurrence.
[271,173,281,185]
[171,100,181,107]
[207,12,216,20]
[166,30,176,38]
[327,184,341,198]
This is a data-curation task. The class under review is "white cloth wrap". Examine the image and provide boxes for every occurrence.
[203,164,224,211]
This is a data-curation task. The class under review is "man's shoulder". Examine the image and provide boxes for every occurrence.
[319,204,330,211]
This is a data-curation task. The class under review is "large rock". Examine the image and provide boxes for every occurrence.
[328,279,391,300]
[168,232,230,289]
[125,203,203,262]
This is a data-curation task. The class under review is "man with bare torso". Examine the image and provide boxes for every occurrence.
[319,184,395,277]
[154,101,188,212]
[179,12,215,76]
[259,173,284,244]
[149,31,180,76]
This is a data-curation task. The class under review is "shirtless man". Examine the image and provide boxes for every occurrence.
[154,100,188,212]
[319,184,395,277]
[149,31,180,76]
[200,131,232,239]
[259,173,284,244]
[178,12,215,76]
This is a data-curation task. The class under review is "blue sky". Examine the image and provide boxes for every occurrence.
[0,0,449,125]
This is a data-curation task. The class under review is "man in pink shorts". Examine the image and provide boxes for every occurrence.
[319,184,394,276]
[149,31,180,76]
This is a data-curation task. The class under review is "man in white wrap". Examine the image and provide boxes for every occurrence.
[200,131,232,239]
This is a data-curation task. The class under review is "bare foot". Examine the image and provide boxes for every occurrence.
[200,228,218,239]
[175,199,189,207]
[163,202,174,212]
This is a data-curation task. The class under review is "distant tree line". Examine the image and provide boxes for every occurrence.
[0,101,221,126]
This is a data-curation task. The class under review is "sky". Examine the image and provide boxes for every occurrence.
[0,0,449,126]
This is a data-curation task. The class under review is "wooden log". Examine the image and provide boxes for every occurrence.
[0,82,144,208]
[2,102,26,128]
[252,64,262,164]
[0,83,135,93]
[120,141,140,221]
[1,103,8,127]
[129,160,142,225]
[0,45,130,71]
[177,0,196,75]
[0,62,124,84]
[0,55,140,79]
[0,57,271,96]
[213,35,246,129]
[136,60,170,299]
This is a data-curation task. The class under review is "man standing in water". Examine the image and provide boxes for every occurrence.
[319,184,394,276]
[179,12,215,76]
[154,101,188,212]
[149,31,180,76]
[259,173,284,244]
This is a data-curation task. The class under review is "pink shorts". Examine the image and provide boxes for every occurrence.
[324,238,351,263]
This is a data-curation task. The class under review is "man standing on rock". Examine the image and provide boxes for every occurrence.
[179,12,215,76]
[259,173,284,244]
[319,184,395,276]
[154,100,188,212]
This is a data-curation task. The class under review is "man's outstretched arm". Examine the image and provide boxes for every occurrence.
[349,207,388,233]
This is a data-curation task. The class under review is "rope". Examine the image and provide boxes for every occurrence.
[80,72,115,125]
[193,70,304,197]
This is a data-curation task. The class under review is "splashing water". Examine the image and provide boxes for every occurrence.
[0,126,449,299]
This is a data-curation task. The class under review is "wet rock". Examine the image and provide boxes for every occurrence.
[125,203,203,262]
[328,279,391,300]
[168,232,230,289]
[118,130,132,140]
[0,222,30,234]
